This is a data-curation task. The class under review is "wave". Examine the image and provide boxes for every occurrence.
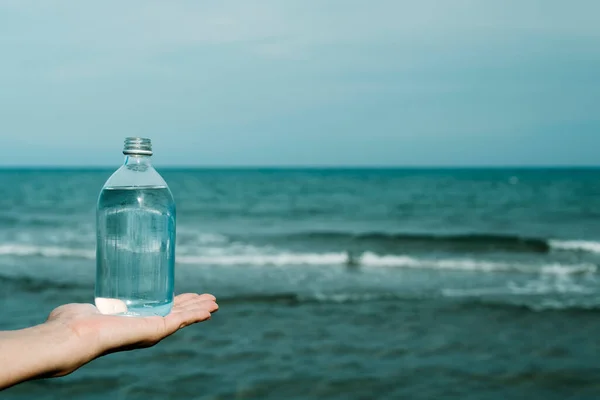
[0,274,89,292]
[0,214,61,228]
[218,291,407,306]
[442,281,595,298]
[0,242,597,276]
[282,231,552,252]
[178,251,596,275]
[212,290,600,313]
[548,240,600,254]
[177,252,348,266]
[308,291,600,313]
[0,244,95,259]
[177,230,229,245]
[361,253,597,275]
[0,270,595,313]
[446,296,600,313]
[280,231,600,255]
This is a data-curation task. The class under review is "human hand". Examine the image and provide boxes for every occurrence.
[46,293,218,376]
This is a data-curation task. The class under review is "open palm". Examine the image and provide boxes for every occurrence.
[45,293,218,375]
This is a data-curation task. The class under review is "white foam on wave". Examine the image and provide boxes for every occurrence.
[539,263,597,275]
[194,233,229,245]
[0,244,95,259]
[310,292,399,303]
[179,242,276,257]
[443,279,594,298]
[361,252,597,275]
[178,250,596,276]
[176,229,229,245]
[360,252,511,271]
[549,240,600,254]
[0,242,595,277]
[178,252,348,266]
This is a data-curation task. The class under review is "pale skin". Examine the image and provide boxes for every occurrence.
[0,293,218,390]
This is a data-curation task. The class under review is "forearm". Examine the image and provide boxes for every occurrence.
[0,322,84,390]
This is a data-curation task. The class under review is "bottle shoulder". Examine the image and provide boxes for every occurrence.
[103,164,169,189]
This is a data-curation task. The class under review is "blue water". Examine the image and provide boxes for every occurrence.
[95,187,175,317]
[2,168,600,399]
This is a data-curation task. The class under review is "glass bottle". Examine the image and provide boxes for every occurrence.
[95,137,175,317]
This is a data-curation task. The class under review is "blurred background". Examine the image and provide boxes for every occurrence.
[1,1,600,399]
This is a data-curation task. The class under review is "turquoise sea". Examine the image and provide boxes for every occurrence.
[2,168,600,399]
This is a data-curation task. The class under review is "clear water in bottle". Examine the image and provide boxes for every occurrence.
[95,138,175,317]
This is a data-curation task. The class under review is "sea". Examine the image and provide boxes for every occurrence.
[2,168,600,399]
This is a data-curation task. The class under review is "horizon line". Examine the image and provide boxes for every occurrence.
[0,165,599,170]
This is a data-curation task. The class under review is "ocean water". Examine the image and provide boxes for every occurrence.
[1,168,600,399]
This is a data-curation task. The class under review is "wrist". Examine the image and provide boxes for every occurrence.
[39,320,101,377]
[31,321,82,377]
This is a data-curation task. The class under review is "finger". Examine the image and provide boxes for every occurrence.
[198,293,217,302]
[172,300,218,315]
[173,293,200,306]
[208,300,219,313]
[173,295,217,311]
[174,293,216,308]
[196,300,218,313]
[164,308,212,334]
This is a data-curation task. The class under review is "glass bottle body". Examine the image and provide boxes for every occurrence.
[95,151,175,317]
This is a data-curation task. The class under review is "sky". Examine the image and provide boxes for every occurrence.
[0,0,599,167]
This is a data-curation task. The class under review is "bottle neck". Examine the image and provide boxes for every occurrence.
[124,154,152,167]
